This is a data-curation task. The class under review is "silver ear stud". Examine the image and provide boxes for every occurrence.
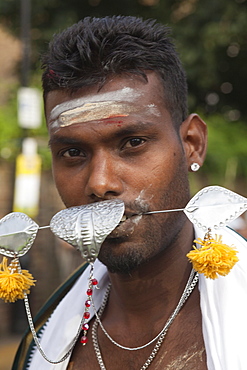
[190,162,200,172]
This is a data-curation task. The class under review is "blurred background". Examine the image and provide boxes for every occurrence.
[0,0,247,368]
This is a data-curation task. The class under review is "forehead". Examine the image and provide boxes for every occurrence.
[45,73,168,130]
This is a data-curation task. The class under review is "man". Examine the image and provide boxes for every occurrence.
[13,16,247,370]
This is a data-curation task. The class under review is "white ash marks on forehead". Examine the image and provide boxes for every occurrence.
[49,87,142,122]
[52,102,139,128]
[147,103,161,117]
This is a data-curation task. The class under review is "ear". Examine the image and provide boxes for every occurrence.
[179,114,207,171]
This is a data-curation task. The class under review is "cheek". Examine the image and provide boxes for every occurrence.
[138,150,188,206]
[53,174,68,204]
[129,147,176,185]
[141,150,181,188]
[52,167,79,206]
[52,163,64,191]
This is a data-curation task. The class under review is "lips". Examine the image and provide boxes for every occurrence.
[107,212,143,239]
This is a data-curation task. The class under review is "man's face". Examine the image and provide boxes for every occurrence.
[46,73,191,273]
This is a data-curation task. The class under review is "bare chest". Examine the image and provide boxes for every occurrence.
[67,314,207,370]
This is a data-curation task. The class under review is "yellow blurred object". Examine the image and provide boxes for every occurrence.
[13,138,42,218]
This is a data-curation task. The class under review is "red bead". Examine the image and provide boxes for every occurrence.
[84,311,90,319]
[87,288,93,296]
[92,278,98,286]
[80,336,88,344]
[82,323,89,331]
[85,300,91,308]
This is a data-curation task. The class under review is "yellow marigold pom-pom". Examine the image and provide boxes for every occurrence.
[187,233,239,279]
[0,257,36,303]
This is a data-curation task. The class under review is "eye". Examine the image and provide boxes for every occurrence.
[124,138,145,149]
[62,148,85,158]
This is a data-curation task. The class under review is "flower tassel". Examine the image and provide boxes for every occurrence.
[0,257,36,303]
[187,229,239,279]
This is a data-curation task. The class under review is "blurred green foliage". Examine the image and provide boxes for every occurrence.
[201,114,247,181]
[1,0,247,116]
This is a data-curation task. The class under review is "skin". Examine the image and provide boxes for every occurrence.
[46,72,207,369]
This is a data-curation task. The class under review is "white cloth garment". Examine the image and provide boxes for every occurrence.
[198,227,247,370]
[27,226,247,370]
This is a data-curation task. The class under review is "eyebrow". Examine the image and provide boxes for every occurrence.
[111,121,157,137]
[48,121,157,147]
[48,136,82,148]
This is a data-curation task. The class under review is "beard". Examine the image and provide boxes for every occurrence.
[99,238,148,274]
[97,157,191,274]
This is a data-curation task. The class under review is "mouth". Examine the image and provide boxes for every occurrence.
[117,211,140,225]
[119,214,127,223]
[105,212,142,240]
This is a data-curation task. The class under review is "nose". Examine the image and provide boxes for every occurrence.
[85,151,124,200]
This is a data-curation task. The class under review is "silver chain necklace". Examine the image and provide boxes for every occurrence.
[92,269,199,370]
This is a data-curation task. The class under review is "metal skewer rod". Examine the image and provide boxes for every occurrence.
[143,208,187,215]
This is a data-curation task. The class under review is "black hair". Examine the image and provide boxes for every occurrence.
[42,16,188,125]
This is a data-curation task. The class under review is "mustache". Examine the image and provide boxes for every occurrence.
[124,200,188,217]
[124,199,151,215]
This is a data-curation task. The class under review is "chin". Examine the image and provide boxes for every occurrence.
[98,241,148,274]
